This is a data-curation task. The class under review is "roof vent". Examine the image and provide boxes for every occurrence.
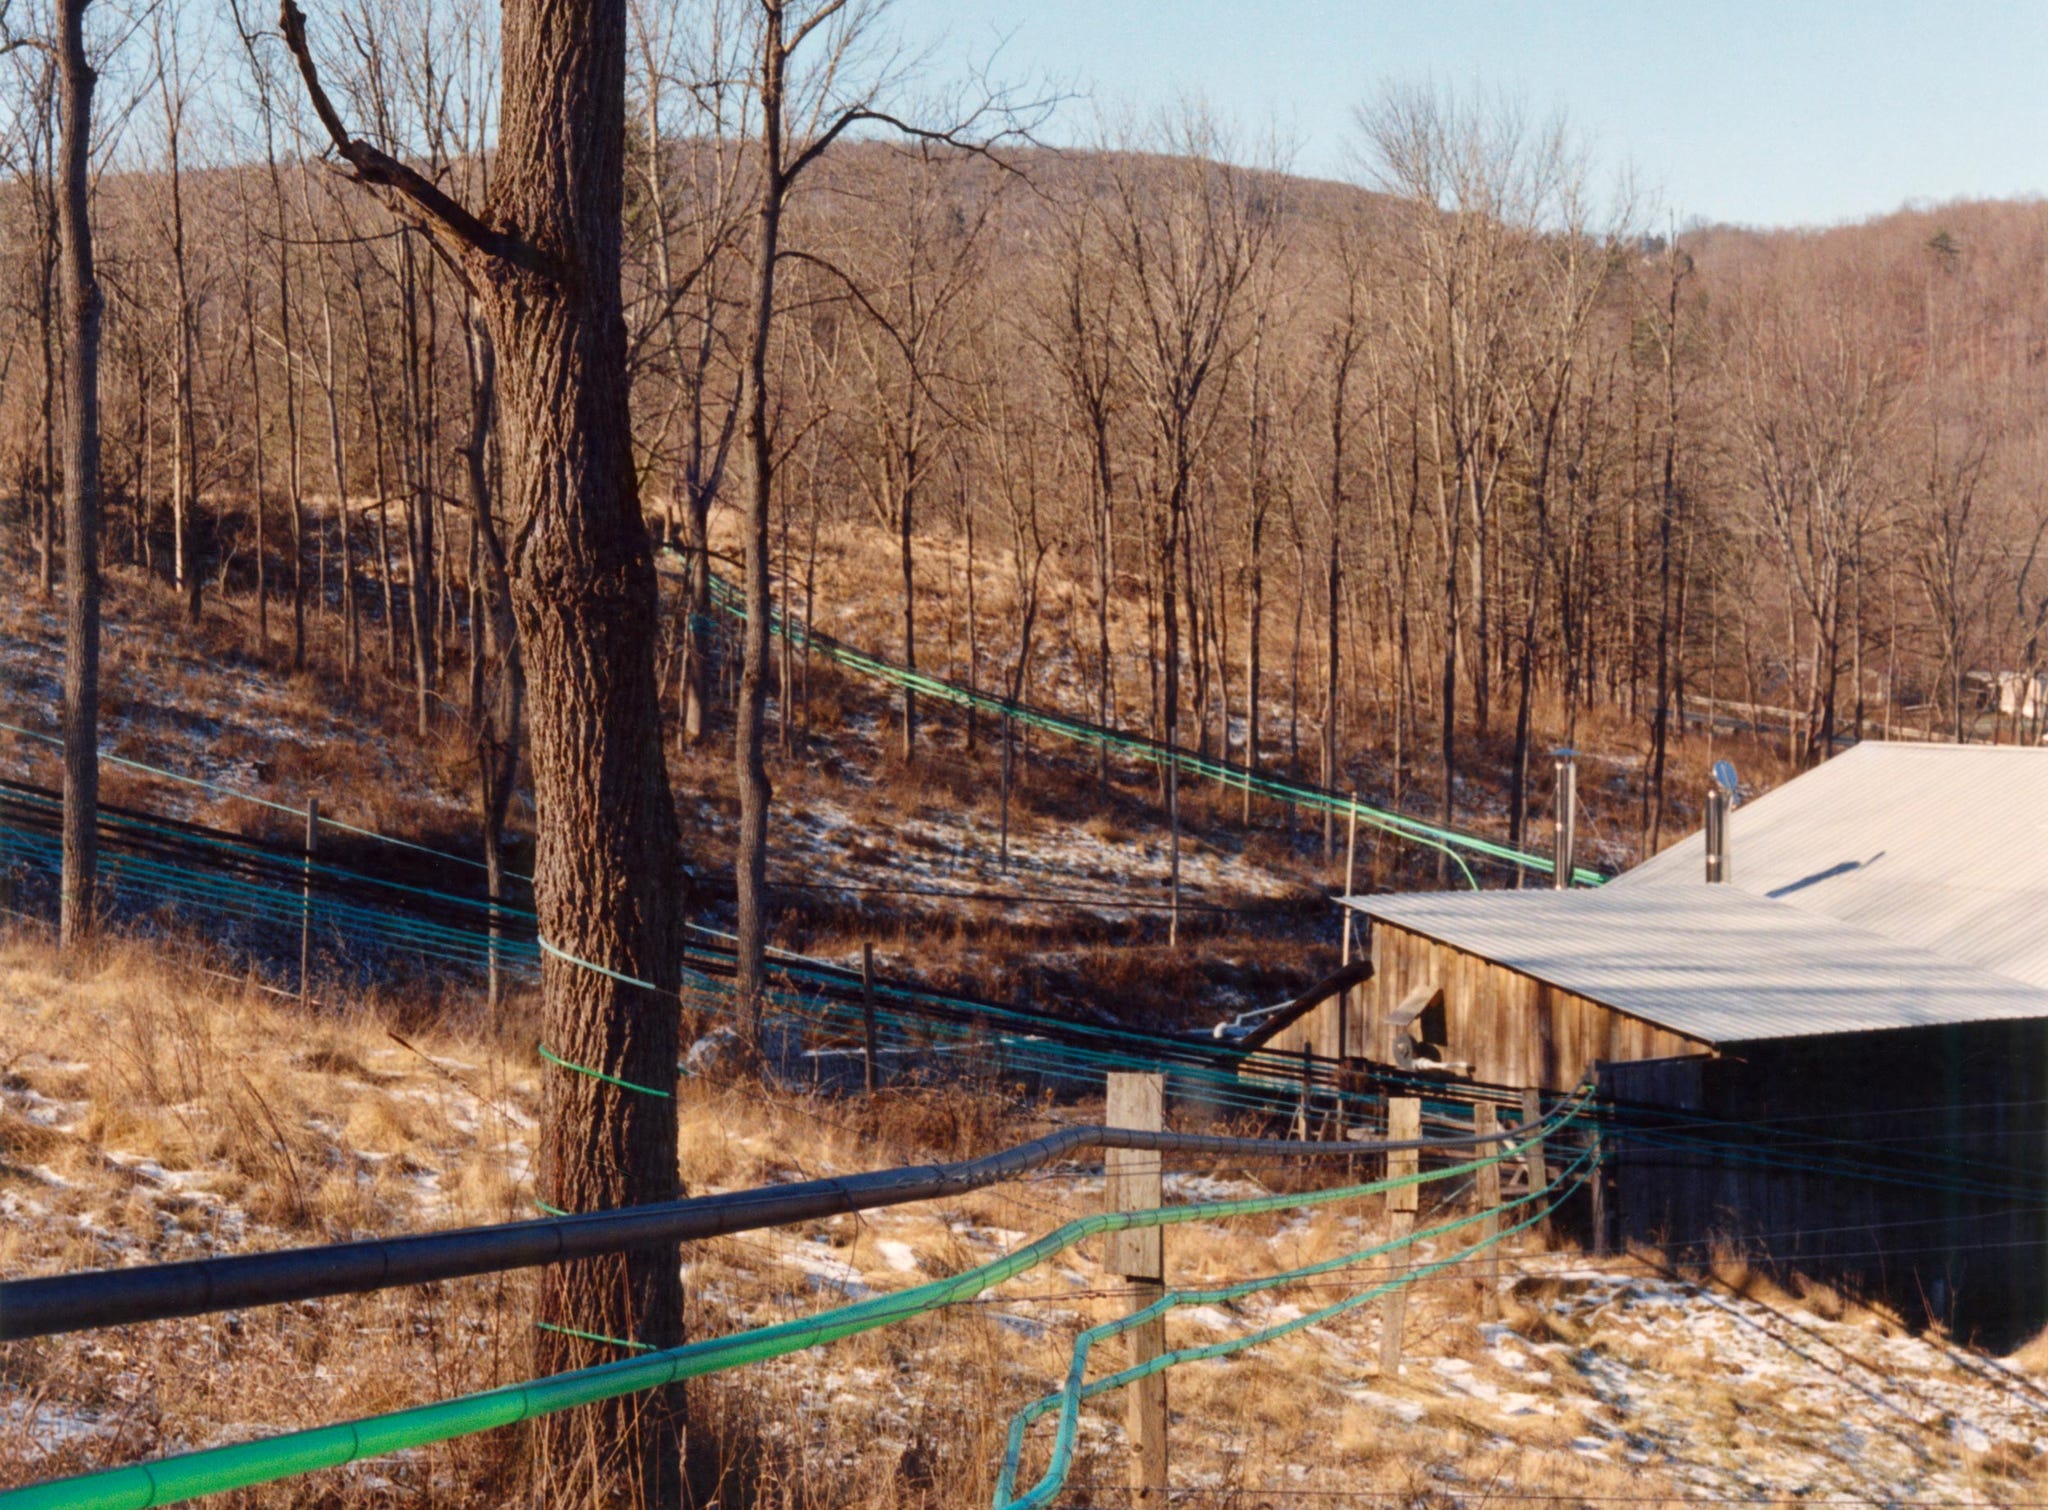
[1705,761,1739,884]
[1552,750,1578,890]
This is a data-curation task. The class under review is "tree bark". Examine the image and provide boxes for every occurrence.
[58,0,101,948]
[485,9,688,1500]
[279,0,689,1499]
[732,6,788,1037]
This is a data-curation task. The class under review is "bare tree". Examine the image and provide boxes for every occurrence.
[1505,172,1620,848]
[964,329,1051,863]
[1317,223,1366,858]
[1731,264,1902,767]
[5,0,103,945]
[1031,180,1122,796]
[728,0,1038,1028]
[57,0,100,942]
[1362,86,1555,853]
[830,144,999,760]
[1104,107,1278,939]
[146,3,204,623]
[283,0,688,1500]
[626,0,747,745]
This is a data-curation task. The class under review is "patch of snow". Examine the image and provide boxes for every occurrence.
[1344,1388,1426,1424]
[873,1239,921,1273]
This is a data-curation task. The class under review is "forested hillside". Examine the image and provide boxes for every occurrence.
[10,5,2048,1506]
[6,33,2044,890]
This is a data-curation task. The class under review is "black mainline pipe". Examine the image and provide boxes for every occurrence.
[0,1113,1572,1341]
[4,783,1534,1114]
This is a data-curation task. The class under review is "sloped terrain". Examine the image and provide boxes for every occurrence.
[0,537,1352,1031]
[5,938,2047,1506]
[0,503,1803,1037]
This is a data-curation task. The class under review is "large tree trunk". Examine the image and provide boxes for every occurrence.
[289,0,691,1493]
[467,3,689,1499]
[58,0,101,948]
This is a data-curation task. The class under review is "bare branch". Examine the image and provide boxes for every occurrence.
[0,0,58,59]
[784,103,1032,186]
[276,0,518,272]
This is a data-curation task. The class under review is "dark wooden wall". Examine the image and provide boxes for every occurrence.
[1255,915,2048,1340]
[1606,1022,2048,1344]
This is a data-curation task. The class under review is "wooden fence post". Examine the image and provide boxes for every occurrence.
[1521,1086,1549,1252]
[299,797,319,1005]
[1381,1095,1420,1375]
[860,941,878,1095]
[1294,1042,1313,1140]
[1590,1124,1608,1257]
[1106,1072,1167,1507]
[1475,1101,1501,1319]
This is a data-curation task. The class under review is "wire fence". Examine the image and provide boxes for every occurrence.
[8,749,2047,1503]
[4,760,2036,1212]
[0,1098,1594,1510]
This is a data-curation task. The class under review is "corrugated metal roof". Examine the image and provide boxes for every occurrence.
[1611,743,2048,990]
[1340,886,2048,1045]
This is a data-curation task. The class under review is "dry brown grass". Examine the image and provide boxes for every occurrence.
[3,517,2030,1506]
[0,930,543,1499]
[2005,1323,2048,1374]
[0,553,484,861]
[7,929,2046,1509]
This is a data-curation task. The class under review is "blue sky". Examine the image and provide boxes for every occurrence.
[887,0,2048,229]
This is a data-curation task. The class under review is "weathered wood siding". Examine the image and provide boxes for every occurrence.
[1253,916,2048,1339]
[1277,920,1708,1091]
[1608,1022,2048,1343]
[1260,981,1367,1063]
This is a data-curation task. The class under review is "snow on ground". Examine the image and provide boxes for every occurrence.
[0,582,471,839]
[688,1175,2048,1504]
[11,929,2034,1508]
[11,990,2048,1506]
[768,754,1312,935]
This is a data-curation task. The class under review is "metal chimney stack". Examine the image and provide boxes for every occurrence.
[1705,759,1739,884]
[1705,785,1731,884]
[1552,750,1578,890]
